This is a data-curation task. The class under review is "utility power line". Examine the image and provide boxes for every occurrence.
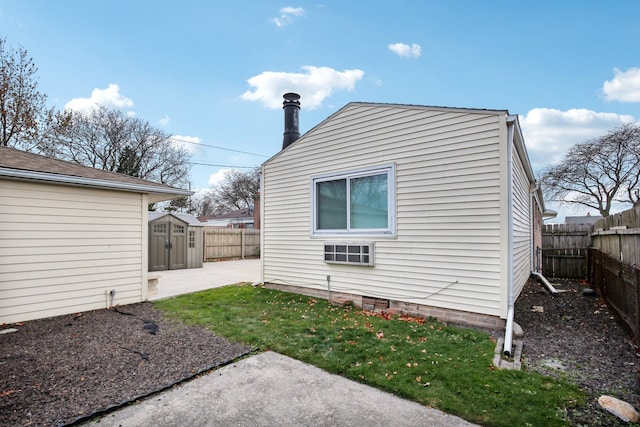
[171,137,269,158]
[188,162,258,169]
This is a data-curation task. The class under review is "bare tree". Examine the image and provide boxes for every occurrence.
[190,190,218,216]
[540,123,640,216]
[0,38,65,152]
[207,168,260,214]
[54,106,191,187]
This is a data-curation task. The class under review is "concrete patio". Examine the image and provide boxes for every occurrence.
[148,258,261,300]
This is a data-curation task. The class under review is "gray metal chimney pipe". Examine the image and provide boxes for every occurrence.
[282,93,301,150]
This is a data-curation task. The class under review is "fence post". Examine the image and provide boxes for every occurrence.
[241,229,245,260]
[636,267,640,348]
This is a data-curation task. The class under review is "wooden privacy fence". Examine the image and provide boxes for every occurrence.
[541,223,591,278]
[589,248,640,347]
[591,205,640,267]
[203,227,260,261]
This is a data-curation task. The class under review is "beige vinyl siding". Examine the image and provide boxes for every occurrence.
[0,180,146,324]
[263,104,506,317]
[511,141,533,300]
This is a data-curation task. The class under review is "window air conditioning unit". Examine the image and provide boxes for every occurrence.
[323,242,374,266]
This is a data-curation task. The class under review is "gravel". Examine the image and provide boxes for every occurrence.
[0,302,252,427]
[1,279,638,426]
[515,278,639,426]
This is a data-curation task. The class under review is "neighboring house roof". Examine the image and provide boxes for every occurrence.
[565,214,602,225]
[198,208,254,222]
[149,211,205,226]
[0,146,192,203]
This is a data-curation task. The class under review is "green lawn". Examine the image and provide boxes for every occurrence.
[154,284,584,427]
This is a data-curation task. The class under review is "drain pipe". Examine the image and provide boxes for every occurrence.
[528,183,558,295]
[530,271,558,294]
[503,117,516,357]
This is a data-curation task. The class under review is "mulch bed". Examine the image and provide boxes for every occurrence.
[0,302,252,427]
[515,278,639,426]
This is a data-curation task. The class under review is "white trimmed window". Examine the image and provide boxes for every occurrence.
[312,164,395,237]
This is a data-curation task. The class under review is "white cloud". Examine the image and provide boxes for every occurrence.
[602,67,640,102]
[171,135,201,154]
[208,168,232,187]
[64,83,134,112]
[388,42,421,58]
[520,107,635,171]
[158,114,170,126]
[273,6,304,27]
[240,66,365,110]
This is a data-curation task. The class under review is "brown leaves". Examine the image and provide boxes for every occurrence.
[376,330,384,339]
[398,314,425,324]
[354,309,392,320]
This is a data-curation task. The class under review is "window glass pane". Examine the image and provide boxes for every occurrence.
[350,173,388,229]
[317,179,347,229]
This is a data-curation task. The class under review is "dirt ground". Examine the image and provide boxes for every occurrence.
[0,303,252,426]
[1,278,638,426]
[515,278,639,426]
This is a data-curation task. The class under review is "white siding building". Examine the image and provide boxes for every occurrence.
[261,100,542,340]
[0,147,191,324]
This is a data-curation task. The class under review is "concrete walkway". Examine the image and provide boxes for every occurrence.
[149,259,261,300]
[88,351,478,427]
[120,260,477,427]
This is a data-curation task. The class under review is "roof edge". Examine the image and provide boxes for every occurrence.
[0,167,193,197]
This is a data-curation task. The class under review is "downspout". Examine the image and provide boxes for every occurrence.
[531,271,558,294]
[259,167,265,286]
[529,183,558,294]
[503,117,516,357]
[530,182,538,273]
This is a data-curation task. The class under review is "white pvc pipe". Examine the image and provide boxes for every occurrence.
[530,271,558,294]
[504,306,514,356]
[503,118,516,357]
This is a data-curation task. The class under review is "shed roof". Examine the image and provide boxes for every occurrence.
[148,211,204,226]
[0,146,192,203]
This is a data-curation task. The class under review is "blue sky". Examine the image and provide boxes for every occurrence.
[1,1,639,221]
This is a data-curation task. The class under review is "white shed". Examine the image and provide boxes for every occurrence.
[261,99,545,348]
[0,146,192,324]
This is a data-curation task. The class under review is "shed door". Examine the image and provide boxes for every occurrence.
[150,222,169,271]
[169,223,187,270]
[149,220,188,271]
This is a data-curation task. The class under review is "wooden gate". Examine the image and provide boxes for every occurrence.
[541,224,591,278]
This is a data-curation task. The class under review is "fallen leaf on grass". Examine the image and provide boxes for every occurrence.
[398,314,425,324]
[376,330,384,339]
